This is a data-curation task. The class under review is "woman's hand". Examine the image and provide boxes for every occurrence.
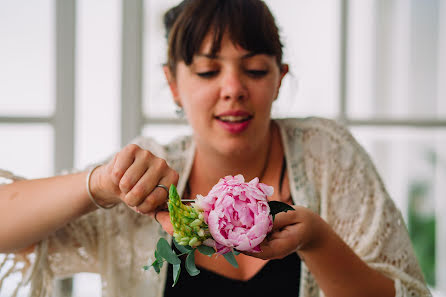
[89,144,179,214]
[246,205,326,260]
[154,210,174,235]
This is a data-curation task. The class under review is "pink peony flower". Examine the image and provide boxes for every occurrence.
[194,174,274,253]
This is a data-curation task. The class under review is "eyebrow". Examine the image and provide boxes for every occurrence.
[195,52,260,60]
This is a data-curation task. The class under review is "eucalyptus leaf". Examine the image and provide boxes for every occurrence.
[268,201,295,220]
[197,245,215,256]
[151,259,161,273]
[154,250,163,269]
[185,252,200,276]
[223,251,239,268]
[172,264,181,287]
[173,238,193,254]
[157,238,180,265]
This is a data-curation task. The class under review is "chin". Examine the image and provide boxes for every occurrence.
[213,138,258,158]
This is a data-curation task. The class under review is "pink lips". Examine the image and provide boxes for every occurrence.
[215,110,253,134]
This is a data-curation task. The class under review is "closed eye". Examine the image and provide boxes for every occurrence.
[247,70,268,78]
[197,71,218,78]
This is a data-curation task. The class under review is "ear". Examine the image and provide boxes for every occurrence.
[274,64,289,100]
[163,65,181,106]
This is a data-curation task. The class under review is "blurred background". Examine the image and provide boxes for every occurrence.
[0,0,445,296]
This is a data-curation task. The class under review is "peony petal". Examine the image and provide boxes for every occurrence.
[250,245,262,253]
[258,183,274,197]
[203,238,216,248]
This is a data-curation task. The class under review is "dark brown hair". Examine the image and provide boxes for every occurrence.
[164,0,283,76]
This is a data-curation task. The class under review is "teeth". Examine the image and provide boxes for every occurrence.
[218,115,250,122]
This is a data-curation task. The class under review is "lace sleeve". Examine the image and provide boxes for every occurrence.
[302,118,431,297]
[1,137,166,297]
[0,168,103,297]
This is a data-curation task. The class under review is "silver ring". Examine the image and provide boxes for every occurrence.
[155,184,169,195]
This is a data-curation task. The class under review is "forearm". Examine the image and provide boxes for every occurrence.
[0,172,97,253]
[298,218,395,297]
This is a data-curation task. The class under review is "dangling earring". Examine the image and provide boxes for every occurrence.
[175,106,185,118]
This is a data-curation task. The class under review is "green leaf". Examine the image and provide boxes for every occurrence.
[157,238,180,265]
[173,238,193,254]
[268,201,295,220]
[185,252,200,276]
[148,259,161,273]
[233,249,240,255]
[172,264,181,287]
[154,250,163,269]
[223,251,239,268]
[143,265,149,270]
[197,245,215,256]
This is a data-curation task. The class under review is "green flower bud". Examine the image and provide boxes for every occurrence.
[168,185,211,247]
[190,219,202,227]
[189,237,198,247]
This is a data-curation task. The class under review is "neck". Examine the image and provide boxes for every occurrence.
[189,122,274,192]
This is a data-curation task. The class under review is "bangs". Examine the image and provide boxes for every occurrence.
[166,0,283,73]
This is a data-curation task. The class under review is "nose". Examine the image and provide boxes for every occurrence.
[220,69,248,101]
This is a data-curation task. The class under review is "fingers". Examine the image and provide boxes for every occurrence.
[133,171,177,213]
[101,143,179,213]
[245,206,309,260]
[111,144,138,186]
[246,226,301,260]
[119,149,150,194]
[271,206,299,231]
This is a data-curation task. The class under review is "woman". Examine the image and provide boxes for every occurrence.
[0,0,430,296]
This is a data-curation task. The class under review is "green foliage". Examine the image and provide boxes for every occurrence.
[197,245,215,256]
[408,181,436,286]
[407,149,441,287]
[223,251,239,268]
[172,264,181,287]
[157,238,180,265]
[268,201,295,220]
[185,252,200,276]
[173,238,193,254]
[145,237,242,286]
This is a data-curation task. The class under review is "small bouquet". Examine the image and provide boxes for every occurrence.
[144,175,294,286]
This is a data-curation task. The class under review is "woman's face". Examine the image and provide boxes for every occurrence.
[165,33,288,157]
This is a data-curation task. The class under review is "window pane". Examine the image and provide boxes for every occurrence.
[347,0,445,119]
[143,0,340,119]
[351,127,446,287]
[0,124,53,178]
[143,0,181,118]
[265,0,340,118]
[142,124,192,145]
[75,0,121,169]
[0,0,55,116]
[72,273,101,297]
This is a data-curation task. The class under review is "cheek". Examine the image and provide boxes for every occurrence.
[177,82,217,122]
[249,81,278,110]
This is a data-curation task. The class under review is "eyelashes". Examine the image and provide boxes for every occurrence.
[246,70,268,78]
[196,70,269,79]
[197,71,218,78]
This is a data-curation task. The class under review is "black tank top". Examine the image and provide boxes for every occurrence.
[164,157,300,297]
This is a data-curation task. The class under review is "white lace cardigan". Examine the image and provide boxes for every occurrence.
[0,117,431,297]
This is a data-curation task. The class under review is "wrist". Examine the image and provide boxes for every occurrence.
[298,212,331,252]
[88,165,119,208]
